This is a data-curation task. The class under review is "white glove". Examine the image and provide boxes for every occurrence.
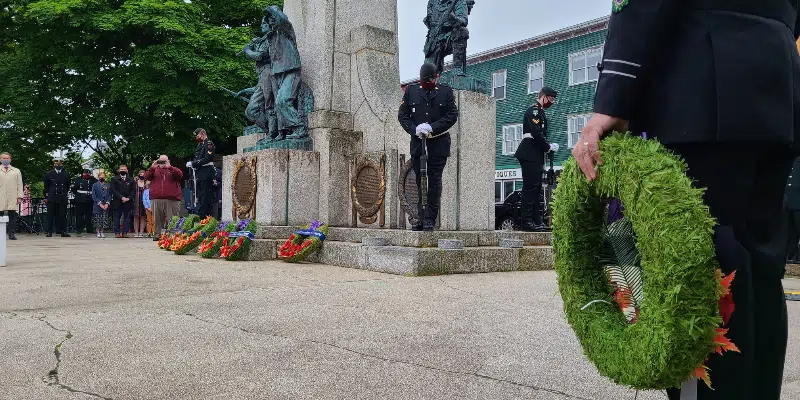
[549,143,560,153]
[186,161,193,168]
[415,124,428,139]
[420,123,433,134]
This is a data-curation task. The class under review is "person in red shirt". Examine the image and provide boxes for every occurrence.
[144,155,183,240]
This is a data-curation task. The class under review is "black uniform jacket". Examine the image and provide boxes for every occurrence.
[110,175,135,208]
[788,158,800,210]
[191,139,216,181]
[515,103,551,164]
[71,176,97,203]
[398,83,459,158]
[43,170,71,202]
[594,0,800,145]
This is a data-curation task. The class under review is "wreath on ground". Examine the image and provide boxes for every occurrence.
[158,215,200,250]
[278,220,329,263]
[219,219,258,261]
[172,216,219,255]
[198,221,238,258]
[552,133,738,390]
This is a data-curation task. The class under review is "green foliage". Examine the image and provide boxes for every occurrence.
[0,0,281,180]
[551,133,720,389]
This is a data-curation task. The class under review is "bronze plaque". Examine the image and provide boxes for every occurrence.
[232,157,257,220]
[400,160,420,225]
[351,157,386,225]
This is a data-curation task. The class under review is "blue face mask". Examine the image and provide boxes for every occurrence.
[1,159,9,166]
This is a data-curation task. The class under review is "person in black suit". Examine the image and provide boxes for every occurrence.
[398,62,459,231]
[786,158,800,263]
[514,86,560,232]
[43,157,71,237]
[571,1,799,398]
[187,128,216,218]
[110,165,135,238]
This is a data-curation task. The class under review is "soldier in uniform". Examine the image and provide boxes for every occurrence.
[571,0,800,398]
[786,158,800,263]
[43,157,71,237]
[71,168,97,237]
[514,86,560,232]
[187,128,216,219]
[398,63,459,231]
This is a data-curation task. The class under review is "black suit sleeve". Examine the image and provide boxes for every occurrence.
[192,141,215,167]
[398,89,416,136]
[111,178,123,200]
[430,89,459,135]
[522,107,551,153]
[593,1,681,120]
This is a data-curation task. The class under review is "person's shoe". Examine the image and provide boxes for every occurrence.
[97,232,101,238]
[519,222,538,232]
[8,234,16,240]
[411,225,423,232]
[122,233,129,238]
[423,220,436,232]
[115,233,122,238]
[46,232,53,238]
[61,233,71,238]
[100,232,106,238]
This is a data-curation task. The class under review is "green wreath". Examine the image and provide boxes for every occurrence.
[173,216,219,255]
[552,133,721,389]
[199,222,238,258]
[220,219,258,261]
[278,220,329,263]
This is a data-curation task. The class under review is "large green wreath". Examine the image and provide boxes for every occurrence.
[552,133,721,389]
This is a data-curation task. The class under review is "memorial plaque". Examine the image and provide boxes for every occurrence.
[351,157,386,225]
[232,157,257,220]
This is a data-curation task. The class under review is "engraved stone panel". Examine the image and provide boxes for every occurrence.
[231,157,258,220]
[351,157,385,225]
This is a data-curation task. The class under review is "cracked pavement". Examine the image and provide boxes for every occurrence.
[1,236,798,400]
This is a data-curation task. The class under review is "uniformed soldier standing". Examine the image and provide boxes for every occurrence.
[571,0,799,398]
[71,168,97,237]
[398,63,459,231]
[43,157,71,237]
[514,86,560,232]
[786,158,800,263]
[187,128,216,218]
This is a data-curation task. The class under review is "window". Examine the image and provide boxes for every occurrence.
[492,70,507,100]
[528,61,545,94]
[502,124,523,155]
[569,47,603,85]
[495,180,522,203]
[567,114,593,148]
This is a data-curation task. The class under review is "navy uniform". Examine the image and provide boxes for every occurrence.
[593,0,800,398]
[786,158,800,262]
[189,133,216,218]
[71,169,96,235]
[43,161,71,237]
[398,63,459,231]
[515,86,558,232]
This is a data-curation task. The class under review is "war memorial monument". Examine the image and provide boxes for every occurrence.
[221,0,553,274]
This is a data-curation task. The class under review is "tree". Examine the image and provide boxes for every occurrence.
[0,0,280,181]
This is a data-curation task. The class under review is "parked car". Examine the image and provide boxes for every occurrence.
[495,191,523,230]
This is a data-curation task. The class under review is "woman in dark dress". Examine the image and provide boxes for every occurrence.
[132,170,148,238]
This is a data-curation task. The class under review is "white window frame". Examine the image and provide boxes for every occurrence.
[567,114,593,148]
[569,46,603,86]
[527,61,545,95]
[501,124,523,156]
[492,70,507,100]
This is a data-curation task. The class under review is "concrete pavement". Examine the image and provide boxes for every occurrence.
[1,235,798,400]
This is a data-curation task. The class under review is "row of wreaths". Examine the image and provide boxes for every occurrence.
[156,215,328,263]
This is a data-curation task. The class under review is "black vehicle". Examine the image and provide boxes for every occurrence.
[495,177,558,231]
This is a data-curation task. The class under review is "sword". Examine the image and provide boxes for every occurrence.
[191,167,198,212]
[419,136,429,221]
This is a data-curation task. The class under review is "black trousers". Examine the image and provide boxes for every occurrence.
[787,211,800,261]
[0,210,17,236]
[47,200,67,234]
[197,180,215,218]
[74,202,92,233]
[665,143,791,400]
[412,156,448,225]
[520,160,543,226]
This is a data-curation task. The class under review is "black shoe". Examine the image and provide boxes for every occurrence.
[423,221,436,232]
[8,234,16,240]
[520,223,544,232]
[61,233,71,238]
[46,233,53,238]
[411,225,423,232]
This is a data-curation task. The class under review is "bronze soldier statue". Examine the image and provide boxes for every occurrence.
[423,0,474,76]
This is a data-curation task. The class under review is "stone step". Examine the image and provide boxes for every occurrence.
[256,225,552,247]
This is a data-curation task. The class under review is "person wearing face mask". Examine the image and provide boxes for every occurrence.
[0,152,23,240]
[131,170,148,238]
[397,62,459,231]
[43,157,71,237]
[514,86,560,232]
[91,172,111,238]
[110,165,135,238]
[71,168,97,237]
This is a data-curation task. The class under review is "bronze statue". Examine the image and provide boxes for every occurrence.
[230,6,314,143]
[423,0,475,76]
